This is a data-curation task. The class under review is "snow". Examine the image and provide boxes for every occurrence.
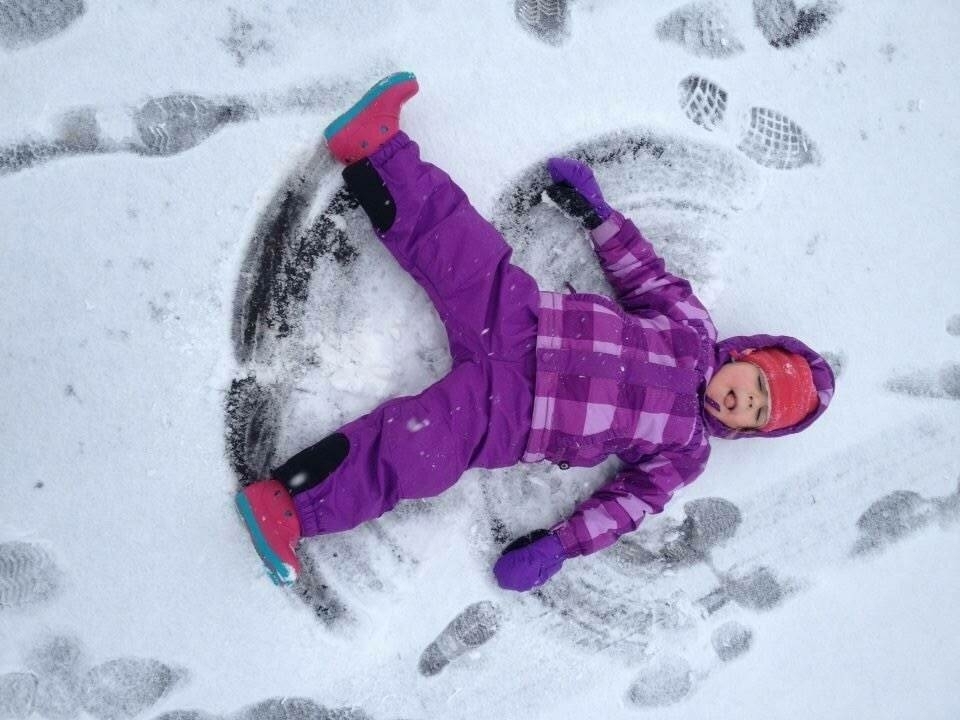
[2,1,959,719]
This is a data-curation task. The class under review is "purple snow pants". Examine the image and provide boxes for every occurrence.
[285,133,540,537]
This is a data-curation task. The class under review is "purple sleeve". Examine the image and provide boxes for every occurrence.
[591,213,714,331]
[551,440,711,557]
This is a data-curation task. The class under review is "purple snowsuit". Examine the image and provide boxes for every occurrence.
[281,133,836,559]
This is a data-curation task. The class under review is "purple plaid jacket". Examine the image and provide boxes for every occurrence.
[521,213,834,558]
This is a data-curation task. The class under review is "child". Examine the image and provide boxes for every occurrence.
[235,72,835,591]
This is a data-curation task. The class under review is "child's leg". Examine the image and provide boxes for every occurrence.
[344,132,539,365]
[273,359,533,537]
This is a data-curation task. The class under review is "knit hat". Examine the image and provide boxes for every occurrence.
[739,348,819,433]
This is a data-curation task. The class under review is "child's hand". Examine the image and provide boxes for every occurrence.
[493,529,566,591]
[546,157,613,222]
[543,182,604,230]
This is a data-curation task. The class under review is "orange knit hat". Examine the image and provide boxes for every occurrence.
[740,348,819,432]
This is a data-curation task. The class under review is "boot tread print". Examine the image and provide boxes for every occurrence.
[323,71,418,164]
[235,479,301,585]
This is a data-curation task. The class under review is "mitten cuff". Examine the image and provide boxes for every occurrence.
[591,212,625,248]
[550,521,581,558]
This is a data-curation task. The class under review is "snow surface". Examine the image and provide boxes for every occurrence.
[2,1,959,719]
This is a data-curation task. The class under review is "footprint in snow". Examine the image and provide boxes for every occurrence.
[0,541,61,609]
[0,0,83,50]
[151,712,220,720]
[852,481,960,556]
[696,564,795,615]
[418,601,502,677]
[711,620,754,661]
[17,636,187,720]
[656,2,745,59]
[660,497,743,567]
[80,659,186,720]
[514,0,568,46]
[230,696,372,720]
[0,673,38,720]
[753,0,839,49]
[885,363,960,401]
[626,653,695,708]
[678,74,821,170]
[0,78,362,177]
[946,314,960,337]
[23,635,85,720]
[657,0,837,57]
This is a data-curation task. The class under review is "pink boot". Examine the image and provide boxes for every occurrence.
[235,479,301,585]
[324,71,419,164]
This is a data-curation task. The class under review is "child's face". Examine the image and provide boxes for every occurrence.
[705,361,771,430]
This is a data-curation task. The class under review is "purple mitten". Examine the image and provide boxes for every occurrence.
[493,531,566,592]
[547,157,613,221]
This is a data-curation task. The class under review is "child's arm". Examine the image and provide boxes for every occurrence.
[552,442,711,557]
[493,441,710,591]
[546,158,713,327]
[589,215,711,324]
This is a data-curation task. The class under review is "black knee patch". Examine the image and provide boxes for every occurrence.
[274,432,350,496]
[342,159,396,232]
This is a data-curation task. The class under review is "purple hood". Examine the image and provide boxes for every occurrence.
[705,334,836,439]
